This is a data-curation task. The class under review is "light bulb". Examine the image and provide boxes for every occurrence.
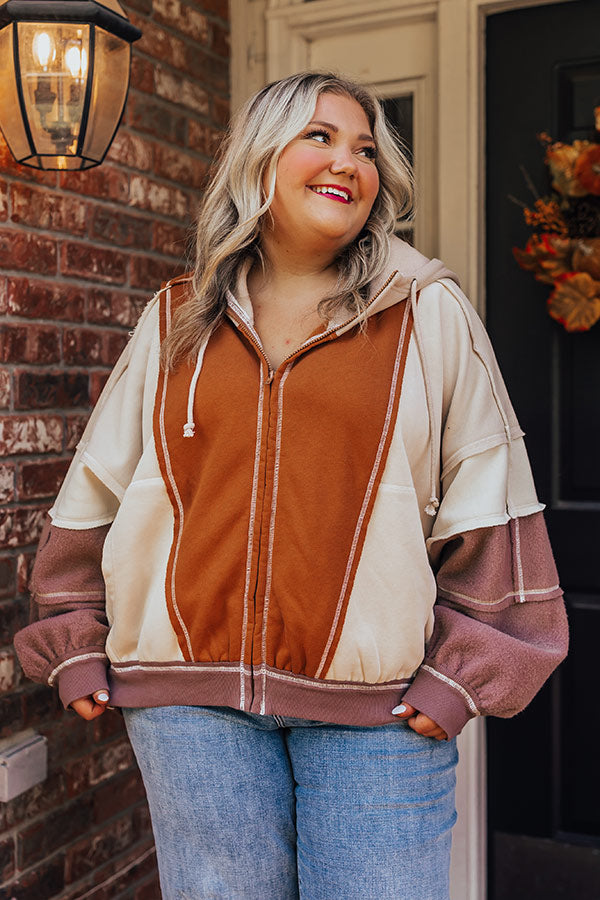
[32,31,56,69]
[65,43,88,79]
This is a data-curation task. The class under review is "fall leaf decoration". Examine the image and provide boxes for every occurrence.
[513,108,600,332]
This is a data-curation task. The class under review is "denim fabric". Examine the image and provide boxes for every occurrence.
[123,705,457,900]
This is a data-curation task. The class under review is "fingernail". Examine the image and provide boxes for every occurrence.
[96,692,109,703]
[392,704,407,715]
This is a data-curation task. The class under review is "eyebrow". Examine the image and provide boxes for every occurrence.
[308,120,376,143]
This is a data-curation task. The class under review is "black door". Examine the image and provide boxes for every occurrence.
[485,2,600,898]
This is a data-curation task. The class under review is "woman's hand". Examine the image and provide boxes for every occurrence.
[392,703,448,741]
[70,690,111,720]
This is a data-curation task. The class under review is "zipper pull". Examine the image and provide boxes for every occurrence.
[265,368,274,385]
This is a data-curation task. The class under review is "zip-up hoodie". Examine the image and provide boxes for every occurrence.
[14,237,568,739]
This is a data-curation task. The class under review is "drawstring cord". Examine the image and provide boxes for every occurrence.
[183,342,208,438]
[408,278,440,517]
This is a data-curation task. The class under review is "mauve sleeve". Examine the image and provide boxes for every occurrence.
[14,517,112,709]
[402,511,568,740]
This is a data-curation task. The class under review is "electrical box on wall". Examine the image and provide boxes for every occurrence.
[0,729,47,802]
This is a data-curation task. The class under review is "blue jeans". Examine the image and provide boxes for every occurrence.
[123,705,457,900]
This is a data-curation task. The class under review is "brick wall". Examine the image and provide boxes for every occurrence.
[0,0,229,896]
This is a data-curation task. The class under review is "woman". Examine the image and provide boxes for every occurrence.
[15,73,568,899]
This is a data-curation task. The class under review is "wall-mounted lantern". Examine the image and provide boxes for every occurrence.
[0,0,141,170]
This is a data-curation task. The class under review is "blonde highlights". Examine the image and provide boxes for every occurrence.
[163,72,414,369]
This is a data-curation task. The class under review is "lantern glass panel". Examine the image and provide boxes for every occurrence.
[17,21,91,167]
[0,25,32,162]
[81,27,130,163]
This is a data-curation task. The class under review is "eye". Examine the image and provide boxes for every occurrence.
[358,145,378,161]
[303,128,331,144]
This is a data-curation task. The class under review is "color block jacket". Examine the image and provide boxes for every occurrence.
[14,238,568,740]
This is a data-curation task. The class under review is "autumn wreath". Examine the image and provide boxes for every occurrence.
[513,108,600,332]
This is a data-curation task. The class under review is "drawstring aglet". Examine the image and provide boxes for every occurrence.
[183,423,195,438]
[425,496,439,517]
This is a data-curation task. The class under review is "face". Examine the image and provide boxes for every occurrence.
[267,92,380,254]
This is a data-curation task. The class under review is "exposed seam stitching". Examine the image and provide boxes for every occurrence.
[260,364,292,715]
[314,301,411,679]
[48,652,106,685]
[437,584,561,606]
[159,288,194,658]
[420,664,480,715]
[35,590,105,599]
[257,664,412,692]
[239,373,265,711]
[514,517,526,602]
[114,663,246,674]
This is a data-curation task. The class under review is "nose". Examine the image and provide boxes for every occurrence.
[329,145,357,178]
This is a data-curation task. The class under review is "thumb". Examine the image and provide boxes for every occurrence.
[93,690,110,706]
[391,702,416,719]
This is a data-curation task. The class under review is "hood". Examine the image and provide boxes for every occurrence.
[334,236,459,336]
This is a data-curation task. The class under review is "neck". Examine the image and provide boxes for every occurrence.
[258,229,340,283]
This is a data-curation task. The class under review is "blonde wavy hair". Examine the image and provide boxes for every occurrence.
[163,72,414,369]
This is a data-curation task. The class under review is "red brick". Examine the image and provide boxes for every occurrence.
[0,507,46,548]
[66,739,135,797]
[131,53,155,94]
[0,834,15,883]
[0,596,26,643]
[60,165,129,204]
[6,277,86,321]
[0,770,65,832]
[0,368,10,408]
[183,46,228,94]
[153,221,190,258]
[0,647,20,692]
[122,0,151,13]
[0,463,15,503]
[0,854,65,900]
[128,94,187,144]
[154,145,208,189]
[0,134,57,186]
[129,174,189,219]
[212,94,231,127]
[93,770,146,824]
[0,228,57,274]
[106,130,154,172]
[0,324,61,365]
[201,0,229,18]
[65,413,89,449]
[87,288,147,328]
[10,183,88,236]
[135,874,162,900]
[15,370,89,410]
[0,557,16,599]
[61,242,128,285]
[155,66,210,115]
[17,797,93,868]
[62,328,104,365]
[131,13,187,68]
[89,371,110,407]
[211,21,230,58]
[0,414,63,455]
[16,550,35,594]
[130,254,184,291]
[65,815,136,884]
[187,119,225,157]
[152,0,210,43]
[17,459,70,500]
[0,179,8,222]
[0,691,23,738]
[90,207,153,250]
[104,331,128,366]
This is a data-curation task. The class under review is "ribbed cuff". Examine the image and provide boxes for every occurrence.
[57,656,110,709]
[402,666,476,740]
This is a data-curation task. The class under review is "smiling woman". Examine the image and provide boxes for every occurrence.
[14,72,568,900]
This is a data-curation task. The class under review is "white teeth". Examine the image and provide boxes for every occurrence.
[311,186,351,201]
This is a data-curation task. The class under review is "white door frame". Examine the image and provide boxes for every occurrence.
[229,3,574,896]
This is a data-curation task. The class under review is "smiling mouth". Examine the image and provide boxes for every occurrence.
[308,185,353,204]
